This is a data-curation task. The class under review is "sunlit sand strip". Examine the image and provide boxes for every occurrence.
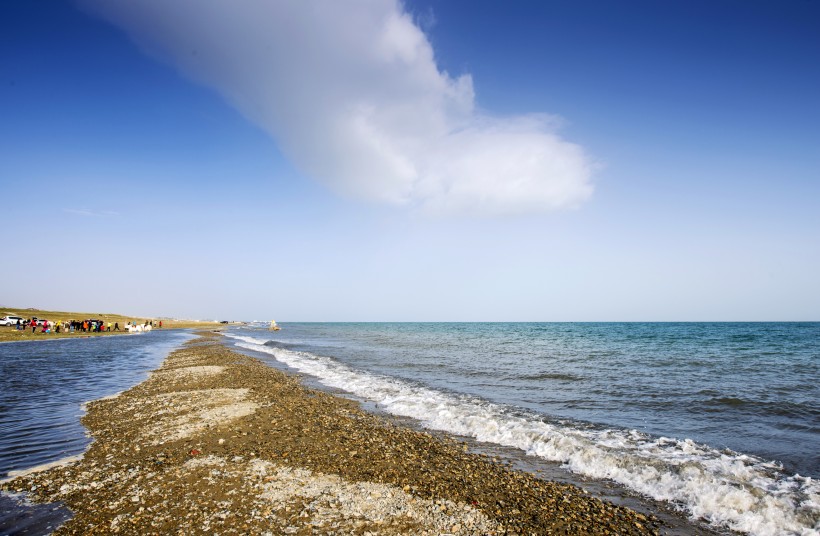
[159,355,214,368]
[253,461,500,534]
[150,365,224,380]
[144,388,258,445]
[1,455,84,483]
[79,391,123,413]
[177,456,501,534]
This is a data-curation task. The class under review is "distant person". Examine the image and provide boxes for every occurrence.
[159,320,162,328]
[114,322,119,331]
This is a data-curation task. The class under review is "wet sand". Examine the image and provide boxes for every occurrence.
[1,333,665,535]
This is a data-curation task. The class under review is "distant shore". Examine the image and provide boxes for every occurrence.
[0,332,662,535]
[0,307,223,343]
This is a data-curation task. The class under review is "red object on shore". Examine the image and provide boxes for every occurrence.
[189,449,201,456]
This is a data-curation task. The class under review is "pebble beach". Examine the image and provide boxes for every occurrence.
[0,332,665,535]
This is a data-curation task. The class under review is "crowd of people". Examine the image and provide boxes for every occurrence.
[14,318,162,334]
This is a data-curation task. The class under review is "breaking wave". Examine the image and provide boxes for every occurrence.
[225,333,820,536]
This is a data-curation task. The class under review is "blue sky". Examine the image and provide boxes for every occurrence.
[1,0,818,321]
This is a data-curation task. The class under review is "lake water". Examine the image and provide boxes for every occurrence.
[0,331,191,478]
[224,322,820,536]
[0,330,191,535]
[1,324,816,536]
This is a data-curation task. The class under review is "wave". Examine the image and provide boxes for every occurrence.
[224,333,820,536]
[263,340,299,350]
[701,397,820,420]
[515,372,584,382]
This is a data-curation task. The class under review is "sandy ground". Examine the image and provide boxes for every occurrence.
[0,333,663,535]
[0,323,221,343]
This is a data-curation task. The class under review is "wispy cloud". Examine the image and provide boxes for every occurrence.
[63,208,119,217]
[81,0,594,216]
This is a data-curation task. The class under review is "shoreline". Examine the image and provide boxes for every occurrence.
[0,328,195,345]
[1,332,665,535]
[0,326,222,344]
[0,306,224,343]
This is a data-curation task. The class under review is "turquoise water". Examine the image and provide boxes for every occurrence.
[226,322,820,536]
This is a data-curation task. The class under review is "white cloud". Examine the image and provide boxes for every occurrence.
[81,0,594,216]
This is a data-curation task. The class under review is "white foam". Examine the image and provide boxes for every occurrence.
[226,334,820,536]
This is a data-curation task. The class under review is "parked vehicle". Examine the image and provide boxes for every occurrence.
[0,316,24,326]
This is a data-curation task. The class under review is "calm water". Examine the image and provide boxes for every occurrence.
[0,331,190,479]
[224,322,820,536]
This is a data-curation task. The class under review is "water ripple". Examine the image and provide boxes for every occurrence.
[0,331,190,478]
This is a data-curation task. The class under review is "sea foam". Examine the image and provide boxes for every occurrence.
[226,334,820,536]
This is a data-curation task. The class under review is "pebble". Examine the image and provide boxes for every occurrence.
[0,333,662,536]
